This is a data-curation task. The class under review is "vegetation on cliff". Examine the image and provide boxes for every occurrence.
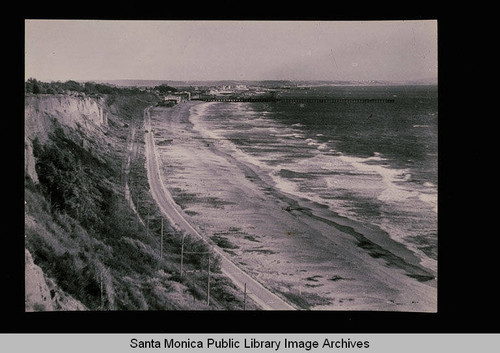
[25,78,143,96]
[25,78,177,97]
[25,80,251,310]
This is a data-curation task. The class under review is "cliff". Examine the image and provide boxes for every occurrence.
[25,249,87,311]
[24,91,248,312]
[24,93,112,311]
[24,94,108,183]
[25,94,108,139]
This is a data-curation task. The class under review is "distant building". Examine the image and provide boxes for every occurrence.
[178,91,191,101]
[164,91,191,103]
[164,94,182,104]
[209,88,233,96]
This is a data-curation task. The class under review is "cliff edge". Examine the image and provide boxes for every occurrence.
[25,94,108,183]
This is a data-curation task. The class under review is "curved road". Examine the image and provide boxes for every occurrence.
[143,106,295,311]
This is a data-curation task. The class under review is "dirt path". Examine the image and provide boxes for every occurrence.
[123,125,145,227]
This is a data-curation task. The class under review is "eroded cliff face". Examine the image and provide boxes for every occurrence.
[25,249,87,311]
[24,94,108,183]
[24,94,109,311]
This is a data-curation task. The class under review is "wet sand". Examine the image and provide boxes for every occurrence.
[150,101,437,311]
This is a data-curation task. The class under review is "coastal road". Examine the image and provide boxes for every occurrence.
[143,106,296,311]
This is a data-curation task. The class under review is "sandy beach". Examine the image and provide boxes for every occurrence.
[150,101,437,311]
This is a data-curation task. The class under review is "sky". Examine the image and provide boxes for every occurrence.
[25,20,437,82]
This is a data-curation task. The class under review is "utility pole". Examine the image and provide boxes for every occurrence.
[160,217,164,259]
[207,255,211,306]
[244,283,247,311]
[181,245,212,306]
[180,234,185,280]
[144,216,165,265]
[242,283,252,310]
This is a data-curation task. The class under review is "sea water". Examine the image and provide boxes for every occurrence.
[190,85,438,274]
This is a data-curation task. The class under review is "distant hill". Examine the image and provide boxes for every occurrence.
[96,78,438,88]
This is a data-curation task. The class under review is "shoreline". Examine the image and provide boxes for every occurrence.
[144,103,295,310]
[150,101,437,311]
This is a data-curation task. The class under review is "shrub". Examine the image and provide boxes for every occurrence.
[32,126,114,230]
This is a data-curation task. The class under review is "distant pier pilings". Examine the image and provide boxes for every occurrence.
[195,97,395,103]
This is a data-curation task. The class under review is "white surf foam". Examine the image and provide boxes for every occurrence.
[189,102,438,271]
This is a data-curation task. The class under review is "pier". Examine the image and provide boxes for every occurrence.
[195,97,395,103]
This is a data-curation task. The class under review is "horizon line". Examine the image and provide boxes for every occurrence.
[26,77,438,85]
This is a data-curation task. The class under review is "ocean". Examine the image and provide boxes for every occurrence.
[189,85,438,275]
